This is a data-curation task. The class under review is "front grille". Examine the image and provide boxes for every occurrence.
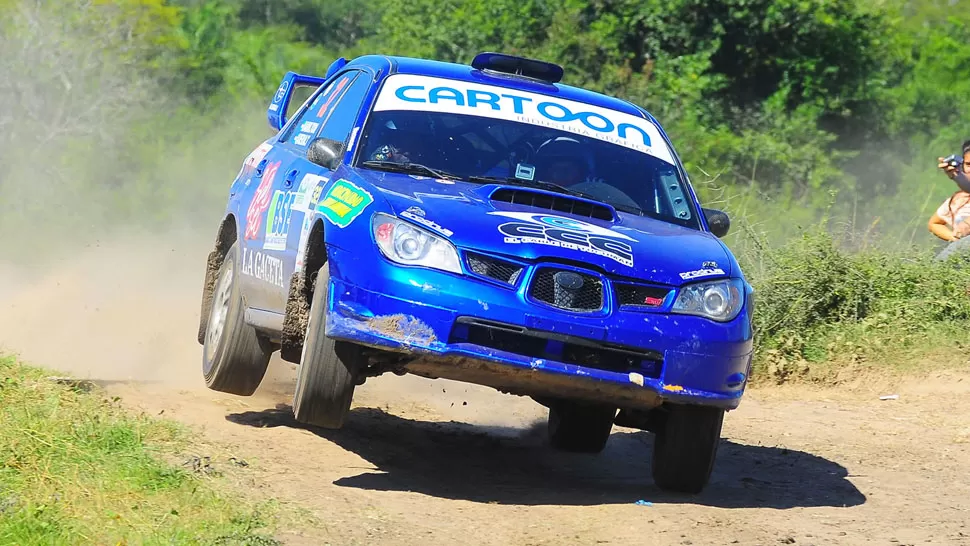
[529,268,603,312]
[490,188,615,221]
[465,252,523,285]
[616,283,670,308]
[450,318,663,378]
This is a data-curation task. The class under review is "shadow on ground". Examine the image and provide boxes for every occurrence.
[226,404,866,509]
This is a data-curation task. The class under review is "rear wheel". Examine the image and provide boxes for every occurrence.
[651,404,724,494]
[202,242,271,396]
[547,401,617,453]
[292,264,363,429]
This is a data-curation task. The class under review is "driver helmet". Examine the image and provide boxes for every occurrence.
[369,120,425,163]
[534,136,596,186]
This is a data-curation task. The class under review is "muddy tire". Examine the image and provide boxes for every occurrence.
[651,404,724,494]
[292,264,363,429]
[547,401,617,453]
[202,242,271,396]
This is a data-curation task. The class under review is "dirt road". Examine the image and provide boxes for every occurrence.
[2,237,970,546]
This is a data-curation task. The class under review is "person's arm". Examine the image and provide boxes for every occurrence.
[928,213,958,242]
[937,157,970,192]
[954,171,970,193]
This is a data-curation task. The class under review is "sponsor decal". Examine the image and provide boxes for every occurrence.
[242,247,286,288]
[269,103,279,112]
[373,74,674,164]
[347,127,361,151]
[273,80,289,104]
[313,74,352,119]
[401,206,453,237]
[489,211,635,267]
[318,179,374,228]
[294,133,313,147]
[292,174,329,272]
[515,163,536,181]
[300,121,319,133]
[244,161,281,240]
[679,267,726,281]
[413,192,470,202]
[263,190,298,251]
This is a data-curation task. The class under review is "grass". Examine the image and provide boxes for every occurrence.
[743,228,970,384]
[0,355,283,546]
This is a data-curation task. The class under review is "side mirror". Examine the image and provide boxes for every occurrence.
[307,138,346,170]
[703,208,731,238]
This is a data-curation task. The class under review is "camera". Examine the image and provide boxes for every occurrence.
[944,154,963,170]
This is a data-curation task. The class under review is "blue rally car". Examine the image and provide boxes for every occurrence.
[197,52,754,493]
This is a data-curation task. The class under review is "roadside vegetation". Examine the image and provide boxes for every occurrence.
[0,355,283,545]
[2,0,969,381]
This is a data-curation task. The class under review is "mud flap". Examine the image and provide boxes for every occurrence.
[614,407,665,433]
[280,270,311,363]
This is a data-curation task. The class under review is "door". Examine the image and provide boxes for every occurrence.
[245,69,374,314]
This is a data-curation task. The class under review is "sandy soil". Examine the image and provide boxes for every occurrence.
[2,237,969,546]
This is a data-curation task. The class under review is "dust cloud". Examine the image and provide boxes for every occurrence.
[0,232,546,429]
[0,233,209,387]
[0,0,542,431]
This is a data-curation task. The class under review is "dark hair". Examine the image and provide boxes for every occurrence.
[963,140,970,155]
[948,189,970,225]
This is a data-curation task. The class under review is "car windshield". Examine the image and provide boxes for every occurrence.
[353,74,698,228]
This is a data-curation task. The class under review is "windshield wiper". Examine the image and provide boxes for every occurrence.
[612,203,646,216]
[360,160,462,181]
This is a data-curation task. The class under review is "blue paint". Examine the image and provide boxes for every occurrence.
[214,52,755,417]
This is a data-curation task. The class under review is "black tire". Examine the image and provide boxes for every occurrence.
[547,401,617,453]
[201,242,272,396]
[651,404,724,494]
[292,264,363,429]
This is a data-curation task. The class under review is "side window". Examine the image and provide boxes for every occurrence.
[281,70,362,148]
[317,73,372,145]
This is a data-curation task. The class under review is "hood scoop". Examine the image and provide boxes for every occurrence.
[489,187,616,221]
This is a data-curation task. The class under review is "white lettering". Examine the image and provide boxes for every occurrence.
[374,74,673,164]
[294,132,312,147]
[679,268,726,280]
[242,247,286,288]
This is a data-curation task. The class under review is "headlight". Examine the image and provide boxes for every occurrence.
[672,278,745,322]
[372,213,462,274]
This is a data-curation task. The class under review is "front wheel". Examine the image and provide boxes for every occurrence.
[202,242,272,396]
[292,264,363,429]
[651,404,724,494]
[547,401,617,453]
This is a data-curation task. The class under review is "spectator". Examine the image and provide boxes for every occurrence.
[937,140,970,193]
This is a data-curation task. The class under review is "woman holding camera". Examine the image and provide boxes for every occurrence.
[928,191,970,243]
[931,142,970,259]
[937,140,970,192]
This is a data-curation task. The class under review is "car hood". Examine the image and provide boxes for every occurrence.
[351,169,734,286]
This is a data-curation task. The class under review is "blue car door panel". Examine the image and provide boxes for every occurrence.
[237,69,375,315]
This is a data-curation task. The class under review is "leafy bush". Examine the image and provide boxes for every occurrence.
[744,228,970,382]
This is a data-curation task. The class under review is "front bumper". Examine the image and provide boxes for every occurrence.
[325,245,754,410]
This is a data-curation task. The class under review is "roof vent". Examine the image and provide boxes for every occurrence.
[471,52,564,84]
[489,187,615,221]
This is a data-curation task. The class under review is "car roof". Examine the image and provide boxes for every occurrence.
[344,54,660,125]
